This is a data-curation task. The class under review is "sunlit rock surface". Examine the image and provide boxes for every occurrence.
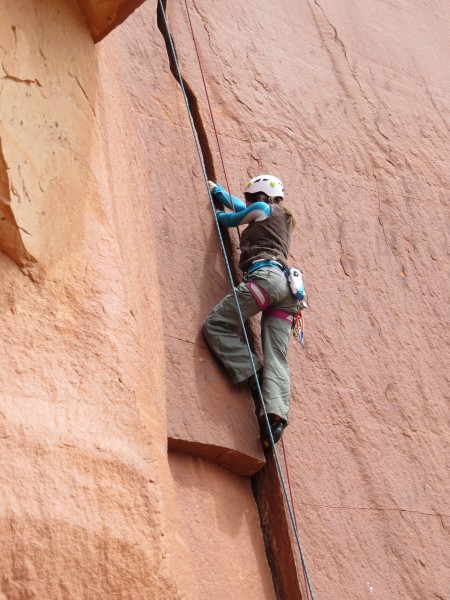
[0,0,448,598]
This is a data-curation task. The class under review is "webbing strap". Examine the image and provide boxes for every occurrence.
[263,308,294,323]
[245,281,270,310]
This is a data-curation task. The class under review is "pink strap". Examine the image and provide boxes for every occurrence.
[245,281,270,310]
[262,308,294,323]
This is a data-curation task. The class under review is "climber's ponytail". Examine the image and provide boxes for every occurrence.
[269,197,296,229]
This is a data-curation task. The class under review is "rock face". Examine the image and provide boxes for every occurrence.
[77,0,146,42]
[0,0,449,599]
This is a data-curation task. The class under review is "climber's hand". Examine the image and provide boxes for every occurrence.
[208,180,217,192]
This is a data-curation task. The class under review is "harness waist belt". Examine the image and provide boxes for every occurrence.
[246,259,285,275]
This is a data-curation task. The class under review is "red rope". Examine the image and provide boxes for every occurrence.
[162,3,314,597]
[182,0,240,239]
[281,438,311,600]
[182,4,311,597]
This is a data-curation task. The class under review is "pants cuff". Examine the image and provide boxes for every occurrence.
[233,361,263,385]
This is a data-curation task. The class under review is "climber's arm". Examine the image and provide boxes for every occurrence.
[216,202,271,227]
[210,184,247,212]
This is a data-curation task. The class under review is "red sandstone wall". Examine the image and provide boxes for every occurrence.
[0,1,187,598]
[107,1,449,598]
[0,1,275,597]
[0,0,448,598]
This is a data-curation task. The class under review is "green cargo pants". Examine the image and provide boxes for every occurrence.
[203,266,297,423]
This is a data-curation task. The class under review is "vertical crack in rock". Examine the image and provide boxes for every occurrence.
[252,454,306,600]
[337,219,351,277]
[156,0,242,278]
[0,137,36,268]
[156,2,303,596]
[11,24,17,47]
[374,173,398,262]
[156,0,244,278]
[156,0,216,180]
[325,182,353,278]
[68,71,96,117]
[17,164,31,204]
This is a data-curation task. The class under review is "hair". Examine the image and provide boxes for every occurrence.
[244,191,267,204]
[279,202,296,229]
[244,192,296,229]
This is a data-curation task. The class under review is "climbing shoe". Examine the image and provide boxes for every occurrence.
[259,414,286,449]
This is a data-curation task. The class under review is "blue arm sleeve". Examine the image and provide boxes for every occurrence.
[211,184,247,212]
[217,202,271,228]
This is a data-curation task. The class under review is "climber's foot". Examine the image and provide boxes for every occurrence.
[259,414,286,449]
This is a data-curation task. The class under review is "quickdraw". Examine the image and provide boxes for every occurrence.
[292,309,305,348]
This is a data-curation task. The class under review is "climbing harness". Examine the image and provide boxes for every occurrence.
[157,3,315,599]
[158,3,315,597]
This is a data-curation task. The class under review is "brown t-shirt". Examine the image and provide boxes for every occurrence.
[239,204,292,273]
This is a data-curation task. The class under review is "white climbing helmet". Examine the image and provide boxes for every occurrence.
[245,175,284,199]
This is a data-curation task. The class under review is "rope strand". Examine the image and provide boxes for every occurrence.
[157,3,315,598]
[281,438,311,600]
[182,0,240,239]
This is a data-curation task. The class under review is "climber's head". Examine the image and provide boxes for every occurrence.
[244,174,296,228]
[244,175,284,204]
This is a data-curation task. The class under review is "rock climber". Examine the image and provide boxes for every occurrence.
[203,175,298,448]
